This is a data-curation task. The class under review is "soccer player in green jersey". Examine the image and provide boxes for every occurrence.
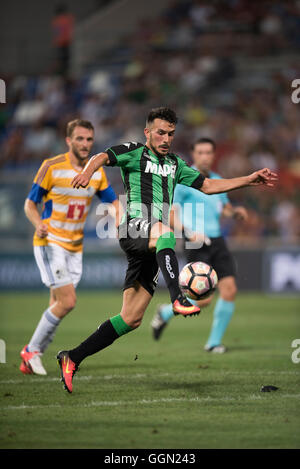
[57,107,277,393]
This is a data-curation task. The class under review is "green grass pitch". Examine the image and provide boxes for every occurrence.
[0,290,299,449]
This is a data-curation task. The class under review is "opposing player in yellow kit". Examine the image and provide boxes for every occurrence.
[20,119,121,375]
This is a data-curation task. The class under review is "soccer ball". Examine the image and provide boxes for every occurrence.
[179,261,218,300]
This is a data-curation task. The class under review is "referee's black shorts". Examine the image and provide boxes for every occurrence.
[118,217,160,296]
[184,236,236,281]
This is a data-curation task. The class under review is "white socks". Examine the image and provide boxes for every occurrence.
[28,308,61,353]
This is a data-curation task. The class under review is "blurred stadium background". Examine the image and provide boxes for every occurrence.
[0,0,300,295]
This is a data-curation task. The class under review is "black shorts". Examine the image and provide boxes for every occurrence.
[118,217,160,296]
[184,236,236,281]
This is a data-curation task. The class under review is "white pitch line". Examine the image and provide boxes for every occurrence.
[2,394,300,412]
[0,369,299,385]
[0,373,148,385]
[0,373,149,385]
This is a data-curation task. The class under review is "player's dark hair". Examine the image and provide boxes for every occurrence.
[146,107,178,126]
[66,119,94,137]
[192,137,216,151]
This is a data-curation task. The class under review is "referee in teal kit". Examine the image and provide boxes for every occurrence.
[151,138,248,352]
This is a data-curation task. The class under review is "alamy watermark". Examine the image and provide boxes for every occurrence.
[291,339,300,364]
[291,79,300,104]
[95,197,206,249]
[0,79,6,103]
[0,339,6,363]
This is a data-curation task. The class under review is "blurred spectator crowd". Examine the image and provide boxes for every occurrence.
[0,0,300,243]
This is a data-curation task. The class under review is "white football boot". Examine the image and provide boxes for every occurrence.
[20,345,47,375]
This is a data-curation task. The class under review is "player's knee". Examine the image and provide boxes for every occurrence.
[130,317,143,329]
[68,295,77,311]
[69,296,77,311]
[121,311,143,329]
[229,283,237,300]
[124,316,142,329]
[149,222,175,251]
[59,295,76,314]
[221,284,237,302]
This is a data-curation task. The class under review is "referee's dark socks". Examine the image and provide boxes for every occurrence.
[68,314,133,365]
[156,231,181,303]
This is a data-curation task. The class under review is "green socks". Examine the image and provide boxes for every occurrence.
[110,314,133,336]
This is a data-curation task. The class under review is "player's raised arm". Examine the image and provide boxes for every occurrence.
[200,168,278,195]
[72,152,109,188]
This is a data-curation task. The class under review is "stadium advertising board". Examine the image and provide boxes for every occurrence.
[263,248,300,294]
[1,248,299,292]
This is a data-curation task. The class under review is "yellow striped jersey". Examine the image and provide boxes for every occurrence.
[27,152,117,252]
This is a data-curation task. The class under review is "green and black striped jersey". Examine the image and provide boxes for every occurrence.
[106,142,205,223]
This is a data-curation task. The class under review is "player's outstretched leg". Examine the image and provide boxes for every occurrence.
[150,224,200,317]
[57,284,151,393]
[57,315,130,393]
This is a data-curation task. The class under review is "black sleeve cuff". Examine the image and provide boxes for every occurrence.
[191,174,205,189]
[106,148,118,167]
